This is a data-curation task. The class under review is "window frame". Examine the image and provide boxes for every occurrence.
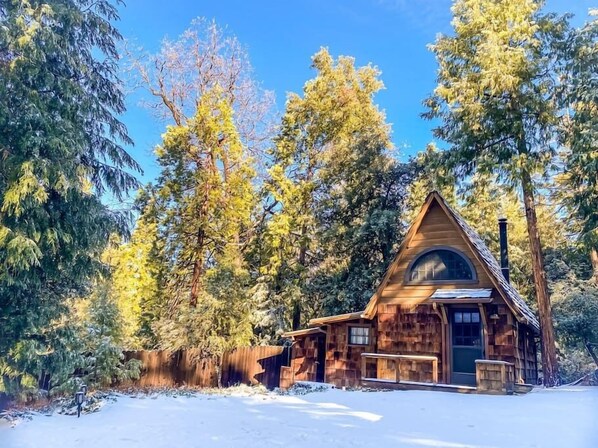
[451,310,482,347]
[347,325,371,347]
[405,246,478,285]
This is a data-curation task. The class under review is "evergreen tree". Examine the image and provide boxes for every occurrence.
[77,281,141,388]
[103,213,161,349]
[259,49,410,331]
[145,87,257,358]
[1,280,141,396]
[0,0,138,386]
[314,142,412,315]
[424,0,569,386]
[128,19,271,356]
[558,10,598,281]
[152,88,256,308]
[548,252,598,382]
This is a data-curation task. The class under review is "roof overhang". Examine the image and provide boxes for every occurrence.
[427,288,493,303]
[281,327,326,338]
[428,298,493,304]
[308,311,366,327]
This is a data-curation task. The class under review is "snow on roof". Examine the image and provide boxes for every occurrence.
[429,288,493,299]
[441,197,541,332]
[308,311,365,327]
[281,328,326,338]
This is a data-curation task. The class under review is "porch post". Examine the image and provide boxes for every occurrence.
[439,304,449,384]
[478,303,489,359]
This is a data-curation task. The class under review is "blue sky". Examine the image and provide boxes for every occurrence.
[117,0,595,183]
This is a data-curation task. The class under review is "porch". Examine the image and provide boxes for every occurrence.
[360,353,525,395]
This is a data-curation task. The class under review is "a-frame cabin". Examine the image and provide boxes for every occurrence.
[282,192,539,393]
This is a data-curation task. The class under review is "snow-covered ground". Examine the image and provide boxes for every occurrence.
[1,386,597,448]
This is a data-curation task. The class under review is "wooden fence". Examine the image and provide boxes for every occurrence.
[124,346,289,389]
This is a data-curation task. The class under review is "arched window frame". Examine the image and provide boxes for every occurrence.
[405,246,478,285]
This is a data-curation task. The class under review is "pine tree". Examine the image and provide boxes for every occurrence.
[151,88,256,308]
[78,281,141,388]
[424,0,569,386]
[0,0,139,383]
[103,213,161,349]
[259,48,410,330]
[144,87,257,361]
[558,10,598,281]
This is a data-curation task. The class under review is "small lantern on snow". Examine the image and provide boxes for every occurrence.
[75,384,87,418]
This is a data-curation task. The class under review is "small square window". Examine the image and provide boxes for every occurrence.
[349,326,370,345]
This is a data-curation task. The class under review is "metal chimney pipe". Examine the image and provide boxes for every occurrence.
[498,218,510,283]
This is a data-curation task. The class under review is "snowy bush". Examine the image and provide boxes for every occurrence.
[1,281,141,400]
[78,281,142,388]
[552,278,598,382]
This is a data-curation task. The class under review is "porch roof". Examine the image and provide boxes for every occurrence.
[429,288,493,300]
[281,327,326,338]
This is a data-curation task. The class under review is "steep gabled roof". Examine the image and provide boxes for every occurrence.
[444,197,540,331]
[363,191,540,333]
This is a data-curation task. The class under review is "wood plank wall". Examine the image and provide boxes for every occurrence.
[380,202,496,307]
[124,346,287,389]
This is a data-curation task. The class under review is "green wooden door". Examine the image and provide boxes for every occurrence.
[451,309,483,386]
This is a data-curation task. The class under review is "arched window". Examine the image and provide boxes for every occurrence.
[407,248,475,283]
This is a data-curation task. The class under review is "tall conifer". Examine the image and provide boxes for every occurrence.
[0,1,138,366]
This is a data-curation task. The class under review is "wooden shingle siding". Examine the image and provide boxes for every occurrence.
[376,303,443,383]
[485,304,516,361]
[515,324,538,384]
[324,319,376,387]
[288,334,321,382]
[479,303,537,384]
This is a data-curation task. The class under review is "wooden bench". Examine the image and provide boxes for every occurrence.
[360,353,439,385]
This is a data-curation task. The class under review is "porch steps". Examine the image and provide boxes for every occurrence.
[362,379,478,394]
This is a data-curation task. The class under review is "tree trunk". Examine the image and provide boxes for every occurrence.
[292,223,309,330]
[521,170,559,386]
[190,235,204,308]
[216,354,224,388]
[292,301,301,331]
[586,342,598,369]
[590,247,598,283]
[190,154,215,307]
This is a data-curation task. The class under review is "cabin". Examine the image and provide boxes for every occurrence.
[281,192,539,394]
